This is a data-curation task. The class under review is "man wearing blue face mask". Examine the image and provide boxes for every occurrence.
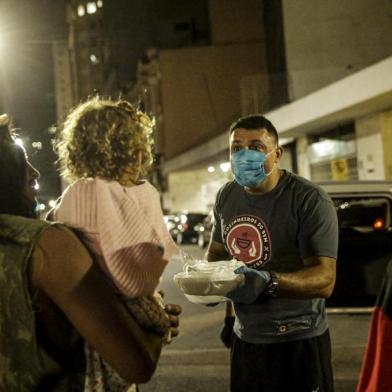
[206,115,338,392]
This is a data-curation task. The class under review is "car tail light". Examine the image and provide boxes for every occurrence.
[373,218,385,230]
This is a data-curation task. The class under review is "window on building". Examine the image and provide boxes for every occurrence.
[307,123,357,182]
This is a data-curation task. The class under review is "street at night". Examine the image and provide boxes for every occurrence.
[1,1,392,391]
[140,245,230,392]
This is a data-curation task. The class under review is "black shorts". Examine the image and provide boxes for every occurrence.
[230,330,334,392]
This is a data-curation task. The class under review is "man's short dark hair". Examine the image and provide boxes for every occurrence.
[229,115,279,145]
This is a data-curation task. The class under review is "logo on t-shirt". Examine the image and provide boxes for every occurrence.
[223,215,271,269]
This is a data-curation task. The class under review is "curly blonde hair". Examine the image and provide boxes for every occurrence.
[56,97,154,184]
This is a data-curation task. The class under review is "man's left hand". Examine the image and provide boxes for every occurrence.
[226,266,271,304]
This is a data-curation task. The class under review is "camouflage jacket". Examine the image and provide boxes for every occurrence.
[0,214,85,391]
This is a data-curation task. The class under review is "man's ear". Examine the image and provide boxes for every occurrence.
[275,146,283,163]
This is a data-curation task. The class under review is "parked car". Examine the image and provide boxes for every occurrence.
[166,212,208,245]
[194,211,214,248]
[163,214,179,233]
[317,180,392,389]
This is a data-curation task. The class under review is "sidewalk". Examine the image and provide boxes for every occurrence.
[140,348,230,392]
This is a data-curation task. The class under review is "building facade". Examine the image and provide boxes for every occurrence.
[131,0,276,212]
[156,0,392,213]
[54,0,392,213]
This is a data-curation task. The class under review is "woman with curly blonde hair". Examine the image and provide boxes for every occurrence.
[51,97,178,391]
[56,98,154,185]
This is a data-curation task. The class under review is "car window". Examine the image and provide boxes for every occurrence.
[333,196,390,232]
[187,214,207,224]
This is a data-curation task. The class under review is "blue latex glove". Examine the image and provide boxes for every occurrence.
[226,266,271,304]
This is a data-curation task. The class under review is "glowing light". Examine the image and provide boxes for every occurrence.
[32,141,42,150]
[34,182,40,191]
[48,200,57,208]
[97,0,103,8]
[39,203,46,211]
[220,162,230,173]
[373,218,385,230]
[166,221,175,231]
[86,2,97,14]
[14,137,24,148]
[77,4,85,16]
[180,214,187,224]
[90,54,99,64]
[208,166,215,173]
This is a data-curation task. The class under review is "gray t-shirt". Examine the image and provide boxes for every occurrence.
[212,171,338,344]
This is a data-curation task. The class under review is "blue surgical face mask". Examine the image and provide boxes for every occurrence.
[231,149,275,188]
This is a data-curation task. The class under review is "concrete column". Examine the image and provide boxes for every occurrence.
[296,136,311,179]
[355,113,386,180]
[380,109,392,180]
[279,145,293,172]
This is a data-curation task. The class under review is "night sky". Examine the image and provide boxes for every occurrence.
[0,0,210,203]
[0,0,67,202]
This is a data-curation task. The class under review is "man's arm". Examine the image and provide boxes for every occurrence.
[226,256,336,304]
[208,242,336,302]
[274,256,336,299]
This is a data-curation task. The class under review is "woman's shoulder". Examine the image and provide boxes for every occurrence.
[66,178,98,192]
[50,179,100,223]
[128,180,160,198]
[56,178,98,206]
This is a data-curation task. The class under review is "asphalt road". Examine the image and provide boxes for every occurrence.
[139,245,371,392]
[139,245,229,392]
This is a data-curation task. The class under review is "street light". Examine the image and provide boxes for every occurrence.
[220,162,231,173]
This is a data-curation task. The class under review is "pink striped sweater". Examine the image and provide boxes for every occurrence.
[52,178,178,298]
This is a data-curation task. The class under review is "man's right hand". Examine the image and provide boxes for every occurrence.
[220,316,235,348]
